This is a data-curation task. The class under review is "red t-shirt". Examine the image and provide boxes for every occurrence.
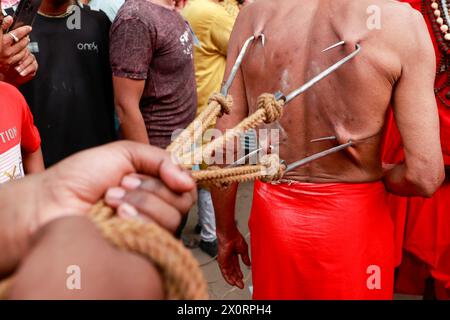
[0,81,41,183]
[383,0,450,165]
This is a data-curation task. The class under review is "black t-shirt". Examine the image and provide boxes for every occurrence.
[20,5,116,167]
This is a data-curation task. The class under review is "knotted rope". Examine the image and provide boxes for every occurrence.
[192,154,285,188]
[180,93,284,167]
[88,202,209,300]
[167,93,233,157]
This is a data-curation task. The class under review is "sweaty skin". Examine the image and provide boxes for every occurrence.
[212,0,445,289]
[219,0,443,186]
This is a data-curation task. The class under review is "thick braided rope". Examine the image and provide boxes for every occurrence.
[180,94,284,166]
[191,154,286,188]
[167,94,232,157]
[88,202,209,300]
[0,203,209,300]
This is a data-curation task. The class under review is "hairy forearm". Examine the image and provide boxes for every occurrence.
[23,148,45,174]
[116,104,149,144]
[211,183,239,238]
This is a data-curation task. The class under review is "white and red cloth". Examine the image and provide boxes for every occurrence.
[0,81,41,184]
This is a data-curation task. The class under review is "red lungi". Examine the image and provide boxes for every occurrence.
[249,180,395,300]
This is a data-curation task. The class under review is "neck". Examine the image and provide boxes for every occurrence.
[150,0,175,10]
[39,0,75,16]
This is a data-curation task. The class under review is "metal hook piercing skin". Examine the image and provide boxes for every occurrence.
[221,34,265,96]
[322,40,346,53]
[284,140,354,173]
[221,41,359,171]
[310,136,338,143]
[274,43,362,103]
[226,145,274,168]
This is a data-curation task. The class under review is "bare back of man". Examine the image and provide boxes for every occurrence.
[220,0,443,192]
[212,0,445,299]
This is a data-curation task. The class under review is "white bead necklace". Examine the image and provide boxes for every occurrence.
[431,0,450,40]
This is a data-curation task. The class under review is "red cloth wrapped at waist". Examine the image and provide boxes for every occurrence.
[249,180,395,300]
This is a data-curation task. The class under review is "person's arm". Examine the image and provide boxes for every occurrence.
[110,17,153,144]
[0,141,196,280]
[19,92,44,173]
[9,216,164,299]
[22,147,44,174]
[385,10,445,197]
[113,77,149,144]
[211,10,251,289]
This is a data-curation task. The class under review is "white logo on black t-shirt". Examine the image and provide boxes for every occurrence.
[77,42,99,53]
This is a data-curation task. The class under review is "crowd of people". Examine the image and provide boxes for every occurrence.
[0,0,449,300]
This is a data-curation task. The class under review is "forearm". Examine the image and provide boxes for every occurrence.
[1,72,19,87]
[9,216,164,299]
[211,183,239,238]
[384,163,441,197]
[0,178,37,278]
[23,148,45,174]
[116,104,150,144]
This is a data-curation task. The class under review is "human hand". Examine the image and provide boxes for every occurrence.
[217,227,251,289]
[37,141,196,228]
[0,141,196,275]
[105,173,196,233]
[0,16,37,85]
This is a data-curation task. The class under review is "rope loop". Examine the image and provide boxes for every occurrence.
[257,93,284,123]
[208,93,233,116]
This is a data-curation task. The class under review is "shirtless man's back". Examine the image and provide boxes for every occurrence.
[222,0,443,192]
[212,0,445,300]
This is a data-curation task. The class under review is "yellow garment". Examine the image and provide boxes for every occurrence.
[182,0,237,117]
[221,0,239,19]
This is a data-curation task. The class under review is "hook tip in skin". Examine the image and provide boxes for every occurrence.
[258,33,266,47]
[322,40,346,53]
[310,136,338,143]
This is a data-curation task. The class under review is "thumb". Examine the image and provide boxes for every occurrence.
[159,157,196,193]
[238,240,251,267]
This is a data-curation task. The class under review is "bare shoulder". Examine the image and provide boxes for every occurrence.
[377,0,429,44]
[233,0,274,25]
[359,0,433,60]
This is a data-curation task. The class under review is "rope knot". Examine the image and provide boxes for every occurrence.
[259,154,286,182]
[208,93,233,116]
[257,93,284,123]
